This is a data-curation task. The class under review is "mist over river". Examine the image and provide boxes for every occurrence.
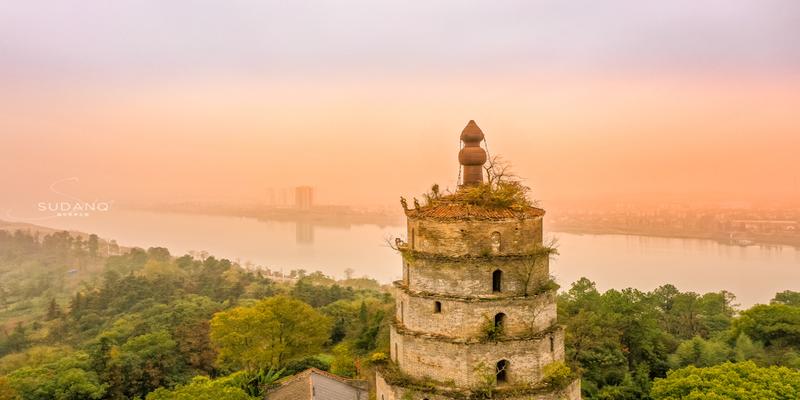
[20,210,800,308]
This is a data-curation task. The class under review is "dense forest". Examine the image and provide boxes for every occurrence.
[0,230,389,400]
[1,229,799,399]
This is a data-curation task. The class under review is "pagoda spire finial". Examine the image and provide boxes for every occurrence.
[458,120,487,186]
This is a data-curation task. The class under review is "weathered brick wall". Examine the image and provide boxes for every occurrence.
[383,211,579,399]
[404,256,550,298]
[374,372,397,400]
[407,217,544,257]
[376,371,582,400]
[390,325,566,387]
[396,290,557,338]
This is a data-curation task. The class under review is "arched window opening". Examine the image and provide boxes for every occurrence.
[411,228,416,249]
[549,334,555,352]
[394,344,398,362]
[434,301,442,313]
[496,360,509,383]
[400,301,404,323]
[490,231,501,253]
[494,313,506,330]
[492,269,503,292]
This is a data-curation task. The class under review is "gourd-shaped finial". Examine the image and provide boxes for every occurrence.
[458,120,487,186]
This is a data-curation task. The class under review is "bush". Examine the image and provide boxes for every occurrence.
[541,361,573,389]
[480,316,503,341]
[369,352,388,364]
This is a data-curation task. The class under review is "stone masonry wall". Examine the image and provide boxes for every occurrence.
[390,325,566,388]
[376,371,582,400]
[403,256,550,298]
[407,217,543,257]
[396,289,557,338]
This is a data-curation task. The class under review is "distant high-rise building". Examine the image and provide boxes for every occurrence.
[295,186,314,210]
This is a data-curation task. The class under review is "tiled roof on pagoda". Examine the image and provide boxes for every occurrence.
[405,201,545,220]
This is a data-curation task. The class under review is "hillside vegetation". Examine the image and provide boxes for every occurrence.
[1,229,799,399]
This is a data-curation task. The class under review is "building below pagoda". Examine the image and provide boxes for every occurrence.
[375,121,580,400]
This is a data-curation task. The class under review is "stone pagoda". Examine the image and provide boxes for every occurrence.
[375,121,581,400]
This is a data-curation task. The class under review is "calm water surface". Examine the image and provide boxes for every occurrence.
[32,210,800,307]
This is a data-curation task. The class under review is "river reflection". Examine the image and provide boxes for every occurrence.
[25,210,800,307]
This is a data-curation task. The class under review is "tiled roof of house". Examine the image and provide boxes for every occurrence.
[265,368,368,400]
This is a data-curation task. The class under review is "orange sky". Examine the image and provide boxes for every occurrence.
[2,1,800,213]
[2,72,799,212]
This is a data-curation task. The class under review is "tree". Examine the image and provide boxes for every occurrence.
[291,279,354,308]
[772,290,800,307]
[5,352,106,400]
[210,296,331,371]
[146,376,256,400]
[735,303,800,347]
[87,234,99,259]
[112,330,182,399]
[46,298,62,320]
[668,336,729,369]
[1,323,28,356]
[0,377,17,400]
[329,343,357,378]
[512,242,557,297]
[651,361,800,399]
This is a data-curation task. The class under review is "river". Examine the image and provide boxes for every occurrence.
[22,210,800,308]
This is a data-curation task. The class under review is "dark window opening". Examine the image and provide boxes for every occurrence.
[395,344,398,362]
[494,313,506,330]
[550,334,555,352]
[411,228,416,249]
[496,360,509,383]
[492,269,503,292]
[400,301,404,323]
[434,301,442,313]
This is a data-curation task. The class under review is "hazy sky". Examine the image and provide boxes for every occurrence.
[2,1,799,211]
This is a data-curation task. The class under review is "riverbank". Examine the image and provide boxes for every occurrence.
[549,225,800,249]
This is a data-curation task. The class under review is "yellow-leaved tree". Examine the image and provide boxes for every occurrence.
[210,296,331,371]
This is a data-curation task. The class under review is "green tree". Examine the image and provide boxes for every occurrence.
[651,361,800,399]
[668,336,729,369]
[732,333,766,364]
[330,343,357,378]
[104,331,183,399]
[5,352,106,400]
[210,296,331,370]
[146,376,256,400]
[735,303,800,346]
[46,298,62,320]
[772,290,800,307]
